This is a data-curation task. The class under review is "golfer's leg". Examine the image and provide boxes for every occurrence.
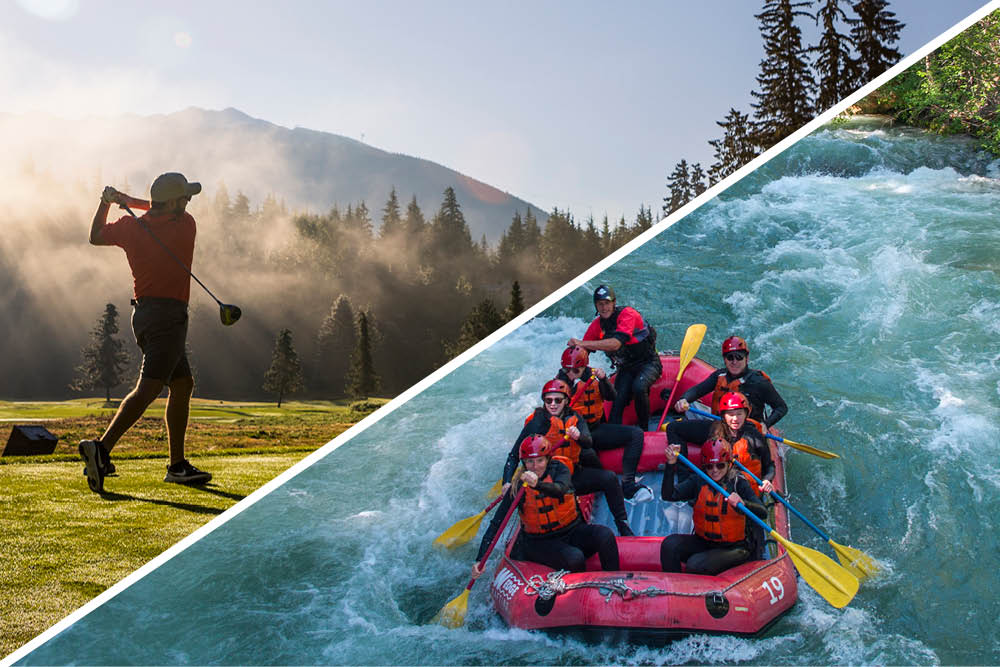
[100,377,164,450]
[166,375,194,466]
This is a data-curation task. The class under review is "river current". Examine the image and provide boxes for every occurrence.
[18,118,1000,665]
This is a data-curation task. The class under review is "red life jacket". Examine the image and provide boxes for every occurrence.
[524,410,581,465]
[732,437,763,496]
[710,370,772,414]
[692,481,747,543]
[569,373,604,425]
[519,456,579,535]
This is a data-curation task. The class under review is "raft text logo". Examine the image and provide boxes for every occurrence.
[491,567,522,607]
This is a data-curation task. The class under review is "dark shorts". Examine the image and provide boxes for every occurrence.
[131,297,192,383]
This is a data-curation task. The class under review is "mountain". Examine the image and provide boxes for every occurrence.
[0,107,545,241]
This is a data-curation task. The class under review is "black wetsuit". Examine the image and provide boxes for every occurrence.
[503,407,631,534]
[557,367,646,498]
[675,367,788,428]
[659,467,767,574]
[477,459,620,572]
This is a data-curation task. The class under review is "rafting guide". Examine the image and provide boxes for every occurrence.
[79,173,213,494]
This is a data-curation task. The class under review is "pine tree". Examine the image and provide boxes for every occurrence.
[581,215,603,265]
[690,164,708,198]
[263,329,305,407]
[522,208,542,261]
[497,210,525,275]
[633,205,655,235]
[504,281,525,322]
[347,311,380,398]
[315,295,356,397]
[751,0,817,149]
[70,303,132,402]
[379,187,403,238]
[846,0,904,85]
[600,215,613,255]
[812,0,857,111]
[664,159,693,215]
[708,108,761,184]
[405,195,426,237]
[430,187,473,259]
[445,298,504,358]
[540,207,581,283]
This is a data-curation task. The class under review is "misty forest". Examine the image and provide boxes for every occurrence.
[2,0,910,404]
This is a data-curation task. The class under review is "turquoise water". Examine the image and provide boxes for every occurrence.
[18,119,1000,665]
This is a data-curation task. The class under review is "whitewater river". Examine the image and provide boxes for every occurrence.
[18,118,1000,665]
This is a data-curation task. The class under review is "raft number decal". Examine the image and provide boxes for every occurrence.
[762,577,785,605]
[492,567,523,609]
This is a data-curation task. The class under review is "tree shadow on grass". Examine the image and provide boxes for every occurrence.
[97,491,225,515]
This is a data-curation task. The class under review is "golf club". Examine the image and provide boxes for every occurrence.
[119,202,242,326]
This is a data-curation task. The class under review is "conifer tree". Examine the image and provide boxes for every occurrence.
[70,303,131,402]
[347,311,380,398]
[707,108,760,184]
[497,210,525,275]
[664,158,694,215]
[522,209,542,261]
[263,329,305,408]
[430,187,473,258]
[600,215,613,255]
[540,208,580,282]
[812,0,857,111]
[581,215,603,265]
[445,298,504,358]
[405,195,426,237]
[315,295,356,397]
[633,205,655,235]
[690,164,708,197]
[751,0,817,149]
[504,281,525,322]
[846,0,904,85]
[379,187,403,238]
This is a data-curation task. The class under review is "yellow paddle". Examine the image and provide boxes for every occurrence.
[676,454,859,608]
[656,324,707,431]
[433,494,504,549]
[687,407,840,459]
[486,479,503,500]
[733,460,880,580]
[433,487,525,628]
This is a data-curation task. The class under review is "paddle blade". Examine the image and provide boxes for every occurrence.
[676,323,707,379]
[486,479,503,500]
[771,531,859,608]
[433,510,487,549]
[830,540,881,580]
[432,589,470,628]
[780,437,839,459]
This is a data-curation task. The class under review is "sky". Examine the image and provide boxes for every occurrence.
[0,0,992,221]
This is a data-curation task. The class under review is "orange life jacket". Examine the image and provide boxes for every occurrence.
[524,410,581,464]
[569,374,604,425]
[732,437,763,496]
[710,370,772,414]
[519,457,579,535]
[692,481,747,543]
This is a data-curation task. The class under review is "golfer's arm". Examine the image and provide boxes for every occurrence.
[89,201,113,245]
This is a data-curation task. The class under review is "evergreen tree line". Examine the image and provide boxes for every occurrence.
[664,0,905,214]
[870,9,1000,155]
[181,183,656,402]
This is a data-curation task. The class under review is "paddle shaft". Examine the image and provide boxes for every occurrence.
[464,487,525,592]
[686,407,838,459]
[732,460,831,542]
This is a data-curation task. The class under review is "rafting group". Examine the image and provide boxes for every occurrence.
[434,285,879,639]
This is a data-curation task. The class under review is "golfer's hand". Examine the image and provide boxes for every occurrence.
[727,492,742,507]
[674,399,690,413]
[101,186,120,205]
[521,471,539,488]
[471,561,485,580]
[566,425,580,440]
[760,479,774,494]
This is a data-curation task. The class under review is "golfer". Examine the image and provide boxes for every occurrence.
[79,172,211,493]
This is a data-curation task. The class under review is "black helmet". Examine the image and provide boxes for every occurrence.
[593,285,616,303]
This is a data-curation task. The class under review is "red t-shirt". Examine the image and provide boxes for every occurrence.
[101,211,196,302]
[582,306,645,345]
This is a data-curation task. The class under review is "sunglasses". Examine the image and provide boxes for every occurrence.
[704,462,729,471]
[543,397,566,405]
[724,352,747,362]
[562,366,584,375]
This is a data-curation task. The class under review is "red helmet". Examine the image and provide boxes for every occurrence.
[519,435,551,460]
[701,438,732,467]
[561,346,589,369]
[541,379,571,399]
[718,391,749,413]
[722,336,749,356]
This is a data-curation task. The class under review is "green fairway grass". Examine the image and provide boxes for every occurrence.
[0,397,385,658]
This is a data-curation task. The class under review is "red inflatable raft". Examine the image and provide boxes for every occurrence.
[485,354,797,642]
